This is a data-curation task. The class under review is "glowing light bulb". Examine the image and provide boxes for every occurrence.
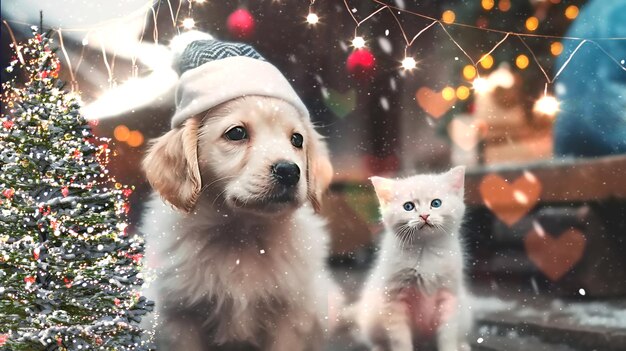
[307,13,319,24]
[525,16,539,31]
[463,65,477,80]
[550,42,564,56]
[182,18,195,29]
[534,95,560,116]
[441,86,456,101]
[565,5,579,20]
[352,36,366,49]
[479,54,494,69]
[456,86,471,100]
[442,10,456,24]
[401,56,417,70]
[516,54,530,69]
[472,77,491,94]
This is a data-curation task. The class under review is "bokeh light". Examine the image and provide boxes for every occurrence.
[481,0,495,11]
[463,65,477,80]
[498,0,511,12]
[182,17,195,29]
[352,36,366,48]
[479,54,494,69]
[472,77,491,94]
[127,131,144,147]
[516,54,530,69]
[565,5,579,20]
[306,13,319,25]
[442,86,456,101]
[401,57,417,70]
[550,42,564,56]
[534,95,560,117]
[113,125,130,142]
[525,16,539,31]
[456,86,471,100]
[442,10,456,24]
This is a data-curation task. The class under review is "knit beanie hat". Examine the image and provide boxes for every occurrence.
[170,31,309,128]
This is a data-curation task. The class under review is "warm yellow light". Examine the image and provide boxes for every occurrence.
[113,125,130,142]
[195,0,206,3]
[352,36,366,48]
[534,95,560,117]
[498,0,511,12]
[306,13,319,24]
[401,57,417,70]
[442,86,456,101]
[462,65,477,80]
[565,5,579,20]
[550,42,564,56]
[481,0,495,10]
[516,54,530,69]
[456,86,471,100]
[182,17,195,29]
[525,16,539,31]
[127,130,144,147]
[479,54,494,69]
[442,10,456,24]
[472,77,491,94]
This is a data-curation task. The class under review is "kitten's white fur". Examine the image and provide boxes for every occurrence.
[353,167,472,351]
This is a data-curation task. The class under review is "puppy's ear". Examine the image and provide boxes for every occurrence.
[305,124,333,213]
[142,117,202,213]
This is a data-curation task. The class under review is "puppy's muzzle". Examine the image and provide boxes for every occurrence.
[271,161,300,187]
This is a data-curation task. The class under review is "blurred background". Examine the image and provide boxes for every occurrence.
[2,0,626,349]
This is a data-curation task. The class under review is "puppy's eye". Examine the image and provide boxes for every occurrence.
[291,133,304,148]
[403,202,415,211]
[225,126,247,141]
[431,198,442,208]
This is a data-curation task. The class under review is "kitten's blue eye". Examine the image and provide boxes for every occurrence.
[403,202,415,211]
[430,199,442,208]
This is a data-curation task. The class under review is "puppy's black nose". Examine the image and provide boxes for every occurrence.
[271,161,300,187]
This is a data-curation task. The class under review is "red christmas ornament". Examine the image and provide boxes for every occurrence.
[2,120,13,129]
[61,187,69,197]
[24,276,36,285]
[346,48,376,80]
[33,248,40,261]
[227,8,255,40]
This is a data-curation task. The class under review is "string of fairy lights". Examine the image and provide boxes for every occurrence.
[305,0,626,116]
[4,0,626,121]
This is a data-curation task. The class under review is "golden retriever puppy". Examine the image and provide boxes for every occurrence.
[141,96,339,351]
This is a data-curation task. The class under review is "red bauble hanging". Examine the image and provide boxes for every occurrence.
[227,8,255,40]
[346,48,376,80]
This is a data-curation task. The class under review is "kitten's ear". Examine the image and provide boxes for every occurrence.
[370,176,395,204]
[447,166,466,194]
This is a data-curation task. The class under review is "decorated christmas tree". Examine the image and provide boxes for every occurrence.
[0,29,153,350]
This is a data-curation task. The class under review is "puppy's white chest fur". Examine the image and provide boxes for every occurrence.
[141,196,332,345]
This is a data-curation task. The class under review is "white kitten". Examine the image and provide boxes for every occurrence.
[353,166,472,351]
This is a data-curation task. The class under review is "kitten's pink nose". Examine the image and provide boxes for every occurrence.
[419,214,430,221]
